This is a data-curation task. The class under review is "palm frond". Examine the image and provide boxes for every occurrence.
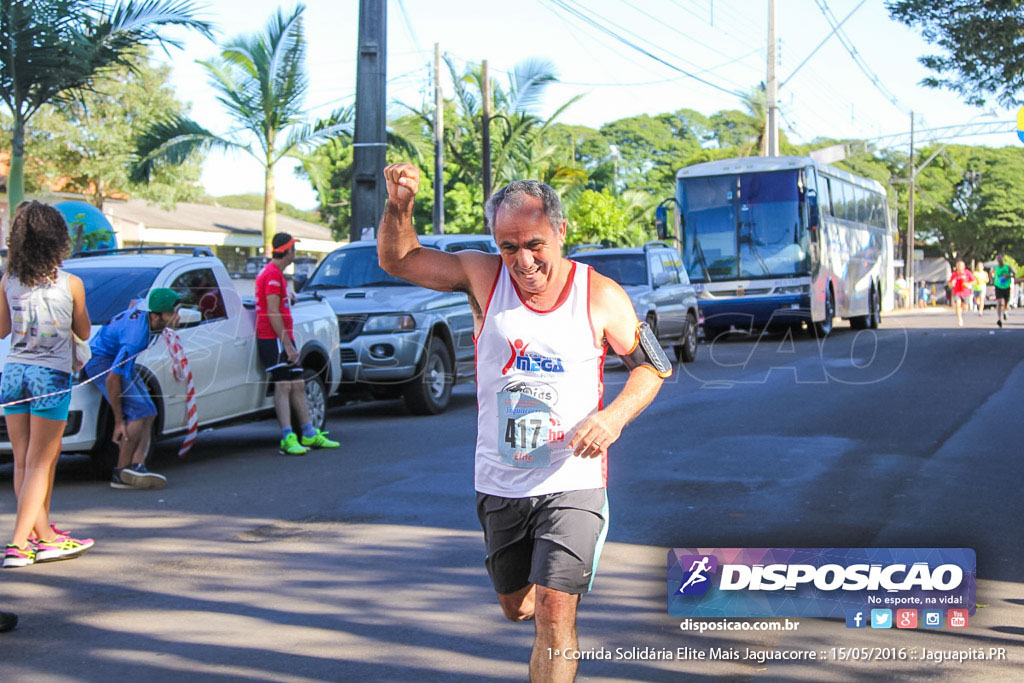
[98,0,214,48]
[507,58,558,113]
[131,114,242,182]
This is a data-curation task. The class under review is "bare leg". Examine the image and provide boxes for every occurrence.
[273,382,291,429]
[130,416,154,466]
[7,412,30,499]
[116,419,149,469]
[288,379,310,427]
[498,584,537,622]
[10,416,66,547]
[530,587,581,683]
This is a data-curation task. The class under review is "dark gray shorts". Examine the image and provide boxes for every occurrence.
[476,488,609,595]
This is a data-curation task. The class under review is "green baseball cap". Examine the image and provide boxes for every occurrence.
[143,287,180,313]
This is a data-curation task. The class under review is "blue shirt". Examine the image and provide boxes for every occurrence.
[85,303,155,379]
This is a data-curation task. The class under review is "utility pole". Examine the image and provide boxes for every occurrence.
[907,110,915,292]
[481,60,493,207]
[433,43,445,234]
[350,0,387,243]
[765,0,779,156]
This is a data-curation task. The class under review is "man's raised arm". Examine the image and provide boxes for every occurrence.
[378,163,477,293]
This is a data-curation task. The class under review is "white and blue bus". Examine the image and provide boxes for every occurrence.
[664,155,895,336]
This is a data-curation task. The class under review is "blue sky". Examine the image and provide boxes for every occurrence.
[156,0,1020,209]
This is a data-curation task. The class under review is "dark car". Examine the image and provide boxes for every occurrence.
[299,234,498,414]
[570,242,700,362]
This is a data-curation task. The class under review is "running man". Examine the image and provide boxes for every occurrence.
[947,261,974,327]
[993,253,1015,328]
[378,164,668,682]
[255,232,338,455]
[972,262,989,316]
[84,288,181,489]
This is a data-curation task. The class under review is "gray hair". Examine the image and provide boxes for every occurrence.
[484,180,564,234]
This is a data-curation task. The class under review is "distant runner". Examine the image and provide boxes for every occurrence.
[993,253,1015,328]
[947,261,974,327]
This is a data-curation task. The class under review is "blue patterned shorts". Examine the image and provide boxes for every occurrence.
[1,362,72,421]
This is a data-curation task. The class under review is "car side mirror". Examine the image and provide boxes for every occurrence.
[655,205,669,241]
[176,307,202,327]
[293,273,308,292]
[807,188,819,231]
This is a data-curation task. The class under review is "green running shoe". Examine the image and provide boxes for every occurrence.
[301,429,340,449]
[280,432,309,456]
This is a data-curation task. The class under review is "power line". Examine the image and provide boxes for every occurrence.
[814,0,909,113]
[618,0,763,77]
[544,0,746,98]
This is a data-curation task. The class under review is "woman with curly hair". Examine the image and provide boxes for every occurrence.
[0,201,94,568]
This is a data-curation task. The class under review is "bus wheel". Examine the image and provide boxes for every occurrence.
[850,286,871,330]
[814,288,834,337]
[869,281,881,329]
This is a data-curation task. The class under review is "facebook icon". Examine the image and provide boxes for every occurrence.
[845,609,867,629]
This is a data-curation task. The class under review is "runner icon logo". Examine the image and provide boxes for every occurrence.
[676,555,718,595]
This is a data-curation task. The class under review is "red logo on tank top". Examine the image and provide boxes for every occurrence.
[502,338,564,375]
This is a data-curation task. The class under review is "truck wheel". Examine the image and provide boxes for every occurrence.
[293,367,328,432]
[403,338,453,415]
[674,312,698,363]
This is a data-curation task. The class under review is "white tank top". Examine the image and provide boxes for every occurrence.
[5,270,75,373]
[474,261,607,497]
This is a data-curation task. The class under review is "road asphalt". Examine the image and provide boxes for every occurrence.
[1,308,1022,681]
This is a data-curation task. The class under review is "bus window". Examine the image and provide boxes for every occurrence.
[855,186,869,224]
[679,175,738,280]
[822,177,833,216]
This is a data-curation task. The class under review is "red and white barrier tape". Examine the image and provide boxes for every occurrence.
[162,328,197,458]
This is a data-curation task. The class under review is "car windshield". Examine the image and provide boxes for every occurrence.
[307,247,410,288]
[573,253,647,286]
[679,169,808,281]
[63,266,161,324]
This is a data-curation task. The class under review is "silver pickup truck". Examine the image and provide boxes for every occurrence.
[0,248,341,477]
[296,235,497,415]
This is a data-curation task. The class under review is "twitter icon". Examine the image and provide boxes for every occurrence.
[871,609,893,629]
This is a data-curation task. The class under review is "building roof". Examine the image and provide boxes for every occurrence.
[103,197,333,240]
[99,197,343,253]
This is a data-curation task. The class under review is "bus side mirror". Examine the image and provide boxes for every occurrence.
[655,205,669,240]
[807,189,820,230]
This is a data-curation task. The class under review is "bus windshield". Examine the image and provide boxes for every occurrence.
[679,170,809,281]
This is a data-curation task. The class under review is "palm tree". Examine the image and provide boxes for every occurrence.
[132,4,349,252]
[0,0,212,216]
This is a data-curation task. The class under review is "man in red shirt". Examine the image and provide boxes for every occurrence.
[256,233,339,454]
[947,260,975,327]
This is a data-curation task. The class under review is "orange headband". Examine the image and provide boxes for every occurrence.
[272,238,296,255]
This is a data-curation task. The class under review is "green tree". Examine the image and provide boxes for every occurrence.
[0,0,211,216]
[132,5,349,252]
[26,50,201,209]
[565,188,650,248]
[911,145,1024,262]
[887,0,1024,107]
